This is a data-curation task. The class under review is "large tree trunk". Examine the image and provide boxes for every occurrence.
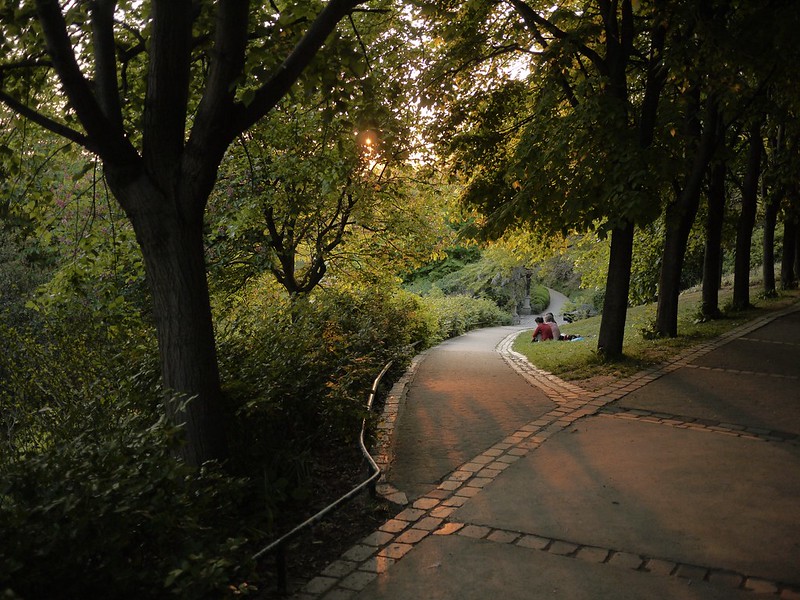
[702,156,726,318]
[13,0,367,467]
[655,100,718,337]
[732,121,762,310]
[117,177,228,465]
[594,4,665,359]
[598,221,634,358]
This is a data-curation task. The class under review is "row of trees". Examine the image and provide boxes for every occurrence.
[2,0,798,472]
[423,0,800,353]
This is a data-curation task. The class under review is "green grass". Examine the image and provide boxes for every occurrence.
[512,285,800,387]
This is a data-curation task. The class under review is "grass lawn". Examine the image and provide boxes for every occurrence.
[512,284,800,388]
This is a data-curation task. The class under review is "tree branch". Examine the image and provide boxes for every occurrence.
[349,14,372,72]
[0,57,52,72]
[505,0,607,75]
[91,0,124,132]
[143,0,194,190]
[234,0,365,134]
[182,0,250,214]
[0,89,92,150]
[34,0,137,165]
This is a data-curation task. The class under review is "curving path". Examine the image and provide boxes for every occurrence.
[386,289,570,501]
[292,296,800,600]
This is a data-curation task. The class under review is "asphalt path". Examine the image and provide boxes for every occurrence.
[389,290,569,500]
[292,294,800,600]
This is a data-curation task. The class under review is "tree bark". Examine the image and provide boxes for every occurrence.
[732,121,762,309]
[598,221,634,358]
[111,173,228,465]
[762,126,784,297]
[595,2,665,358]
[702,153,726,318]
[795,223,800,280]
[655,99,718,336]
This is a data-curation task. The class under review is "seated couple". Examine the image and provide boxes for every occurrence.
[531,313,580,342]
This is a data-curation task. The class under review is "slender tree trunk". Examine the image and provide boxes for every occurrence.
[795,219,800,279]
[794,222,800,284]
[594,6,666,359]
[702,156,726,318]
[782,216,798,289]
[763,126,784,297]
[656,100,718,336]
[762,184,778,297]
[732,121,762,310]
[598,221,634,358]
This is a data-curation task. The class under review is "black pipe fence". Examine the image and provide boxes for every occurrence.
[251,359,394,595]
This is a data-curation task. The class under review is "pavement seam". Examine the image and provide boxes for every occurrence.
[598,407,800,446]
[681,363,799,380]
[434,520,800,596]
[738,337,800,347]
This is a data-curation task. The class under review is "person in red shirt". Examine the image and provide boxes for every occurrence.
[531,316,554,342]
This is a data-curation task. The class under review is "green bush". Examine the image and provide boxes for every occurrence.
[0,312,258,599]
[418,291,512,341]
[216,283,433,514]
[561,290,603,323]
[0,405,257,600]
[530,284,550,314]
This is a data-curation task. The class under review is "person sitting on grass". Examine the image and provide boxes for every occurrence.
[543,312,582,341]
[531,316,554,342]
[545,313,561,340]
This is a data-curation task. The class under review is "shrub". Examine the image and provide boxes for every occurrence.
[0,305,257,598]
[561,290,603,323]
[530,284,550,314]
[216,282,433,515]
[0,405,257,600]
[418,291,512,341]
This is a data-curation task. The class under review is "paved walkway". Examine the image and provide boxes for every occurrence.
[292,297,800,599]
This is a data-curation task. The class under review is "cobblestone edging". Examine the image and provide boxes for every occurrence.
[370,350,429,507]
[292,302,800,599]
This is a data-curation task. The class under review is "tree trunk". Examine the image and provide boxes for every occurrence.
[795,217,800,280]
[118,175,228,466]
[781,216,798,289]
[763,125,784,297]
[598,221,634,358]
[762,185,778,297]
[732,121,762,310]
[5,0,371,468]
[656,100,718,336]
[702,157,726,318]
[593,6,665,359]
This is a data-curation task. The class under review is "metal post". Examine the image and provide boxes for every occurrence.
[277,542,287,596]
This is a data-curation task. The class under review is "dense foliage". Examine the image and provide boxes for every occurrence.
[0,229,510,596]
[2,0,799,596]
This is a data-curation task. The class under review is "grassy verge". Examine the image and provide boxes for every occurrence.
[512,285,800,388]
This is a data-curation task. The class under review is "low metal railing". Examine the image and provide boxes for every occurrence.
[251,359,394,595]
